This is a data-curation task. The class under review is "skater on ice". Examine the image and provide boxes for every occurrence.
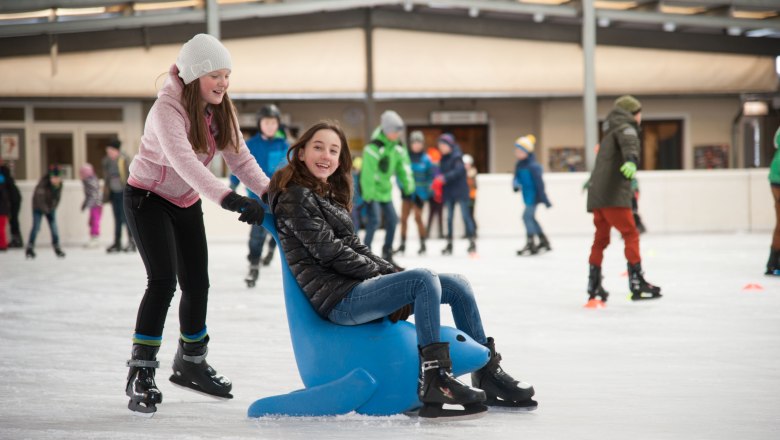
[229,104,289,287]
[25,165,66,259]
[585,95,662,307]
[435,133,477,256]
[767,124,780,276]
[122,33,269,416]
[395,130,434,256]
[512,135,552,256]
[267,121,537,420]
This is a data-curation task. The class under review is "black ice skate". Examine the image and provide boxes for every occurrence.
[628,262,662,301]
[418,238,427,256]
[765,248,780,276]
[245,263,260,288]
[585,264,609,308]
[9,234,23,248]
[467,238,477,255]
[393,239,406,255]
[536,233,551,252]
[106,243,122,253]
[169,336,233,399]
[126,344,163,416]
[441,240,453,256]
[471,337,537,411]
[54,246,65,258]
[262,242,276,266]
[417,342,487,420]
[25,247,35,259]
[516,235,538,256]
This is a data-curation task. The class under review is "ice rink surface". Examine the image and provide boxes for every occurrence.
[1,231,778,440]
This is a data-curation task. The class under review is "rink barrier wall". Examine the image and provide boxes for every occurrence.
[11,168,773,246]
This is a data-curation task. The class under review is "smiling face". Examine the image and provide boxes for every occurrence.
[298,129,342,182]
[198,69,230,109]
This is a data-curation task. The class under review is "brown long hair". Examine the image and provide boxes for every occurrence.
[181,78,240,154]
[269,121,353,211]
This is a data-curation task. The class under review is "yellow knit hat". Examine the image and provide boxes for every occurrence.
[514,135,536,154]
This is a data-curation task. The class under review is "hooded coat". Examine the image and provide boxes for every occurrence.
[586,107,641,212]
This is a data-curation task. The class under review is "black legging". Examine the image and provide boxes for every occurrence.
[124,184,210,338]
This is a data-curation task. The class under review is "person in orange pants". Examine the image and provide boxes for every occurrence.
[585,95,661,307]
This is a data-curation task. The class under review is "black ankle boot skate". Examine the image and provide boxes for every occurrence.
[536,233,551,252]
[418,342,487,420]
[765,248,780,276]
[170,336,233,399]
[25,247,35,259]
[394,239,406,255]
[467,238,477,255]
[471,337,537,410]
[54,246,65,258]
[126,344,163,416]
[262,244,275,267]
[516,235,538,256]
[441,240,453,256]
[628,262,662,300]
[418,238,427,255]
[245,255,260,287]
[586,264,609,307]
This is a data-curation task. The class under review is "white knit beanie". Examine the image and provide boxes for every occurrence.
[176,34,232,85]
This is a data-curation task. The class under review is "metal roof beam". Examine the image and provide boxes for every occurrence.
[597,8,780,31]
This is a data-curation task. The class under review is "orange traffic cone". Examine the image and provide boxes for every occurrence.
[583,298,606,309]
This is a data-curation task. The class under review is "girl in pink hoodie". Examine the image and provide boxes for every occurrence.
[124,34,269,416]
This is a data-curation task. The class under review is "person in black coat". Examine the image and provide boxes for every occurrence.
[0,159,23,248]
[435,133,477,256]
[268,121,537,419]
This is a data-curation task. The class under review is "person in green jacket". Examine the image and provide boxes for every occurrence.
[585,95,661,308]
[766,125,780,276]
[360,110,415,264]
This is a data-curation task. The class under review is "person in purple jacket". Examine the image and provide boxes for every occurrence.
[122,34,270,416]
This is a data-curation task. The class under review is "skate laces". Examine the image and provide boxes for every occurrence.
[488,353,517,383]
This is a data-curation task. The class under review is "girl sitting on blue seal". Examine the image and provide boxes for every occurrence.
[267,120,537,420]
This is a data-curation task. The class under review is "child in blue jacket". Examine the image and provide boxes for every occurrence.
[513,135,552,255]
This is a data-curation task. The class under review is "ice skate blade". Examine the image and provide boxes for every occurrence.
[485,397,538,412]
[128,400,157,417]
[169,375,233,400]
[629,293,662,301]
[418,403,488,422]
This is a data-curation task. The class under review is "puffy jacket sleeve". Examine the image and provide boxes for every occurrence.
[275,187,386,279]
[442,156,466,183]
[614,123,640,165]
[359,144,379,201]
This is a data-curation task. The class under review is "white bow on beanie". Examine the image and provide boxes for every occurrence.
[176,34,232,85]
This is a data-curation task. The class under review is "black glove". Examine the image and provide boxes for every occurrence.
[221,191,265,226]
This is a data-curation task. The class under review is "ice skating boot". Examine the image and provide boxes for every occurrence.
[536,233,551,252]
[169,336,233,399]
[25,246,35,259]
[123,239,137,253]
[418,342,487,420]
[418,238,427,256]
[628,262,662,301]
[765,248,780,276]
[9,234,23,248]
[54,246,66,258]
[471,337,537,410]
[393,239,406,255]
[106,242,122,253]
[634,214,647,234]
[585,264,609,308]
[245,263,260,288]
[516,235,538,256]
[126,344,163,416]
[382,247,404,271]
[441,240,453,256]
[467,238,477,255]
[261,244,275,267]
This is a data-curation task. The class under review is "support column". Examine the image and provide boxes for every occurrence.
[206,0,220,39]
[364,9,376,142]
[582,0,598,171]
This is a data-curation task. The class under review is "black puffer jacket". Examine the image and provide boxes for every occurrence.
[270,183,397,318]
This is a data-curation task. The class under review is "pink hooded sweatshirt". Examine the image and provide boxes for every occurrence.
[128,65,269,208]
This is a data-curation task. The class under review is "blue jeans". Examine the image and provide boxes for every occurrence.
[363,201,398,253]
[522,204,543,235]
[248,223,268,264]
[445,198,476,239]
[27,209,59,247]
[327,268,487,347]
[110,190,128,245]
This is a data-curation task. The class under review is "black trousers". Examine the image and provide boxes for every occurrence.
[124,184,210,338]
